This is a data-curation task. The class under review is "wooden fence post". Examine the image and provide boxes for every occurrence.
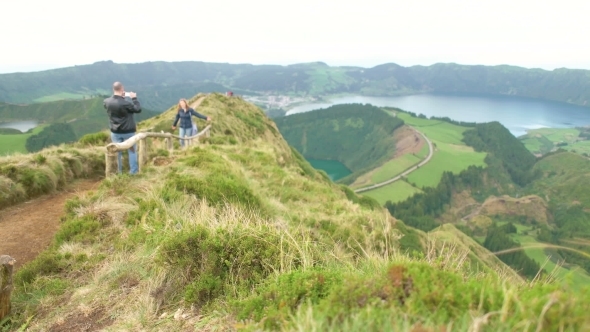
[166,137,173,151]
[138,138,148,170]
[0,255,16,320]
[105,150,118,177]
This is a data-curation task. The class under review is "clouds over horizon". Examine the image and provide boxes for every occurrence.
[2,0,589,73]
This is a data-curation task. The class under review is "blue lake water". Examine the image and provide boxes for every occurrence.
[0,120,38,133]
[286,93,590,137]
[307,159,351,181]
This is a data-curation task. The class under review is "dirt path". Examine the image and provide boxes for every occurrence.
[0,179,101,269]
[190,96,206,109]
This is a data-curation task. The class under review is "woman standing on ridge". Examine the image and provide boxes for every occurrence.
[172,98,211,147]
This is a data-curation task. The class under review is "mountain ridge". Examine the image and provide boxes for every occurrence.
[2,60,590,112]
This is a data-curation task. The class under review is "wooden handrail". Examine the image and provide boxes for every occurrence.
[106,124,212,152]
[105,125,212,176]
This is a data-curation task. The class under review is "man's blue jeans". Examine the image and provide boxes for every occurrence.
[111,132,138,174]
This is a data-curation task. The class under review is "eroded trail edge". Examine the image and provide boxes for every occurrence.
[0,179,101,269]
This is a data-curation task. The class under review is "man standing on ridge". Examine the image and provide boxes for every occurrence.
[104,81,142,174]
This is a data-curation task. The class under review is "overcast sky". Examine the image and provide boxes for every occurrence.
[1,0,589,74]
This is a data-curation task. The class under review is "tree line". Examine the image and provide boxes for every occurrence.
[25,123,77,152]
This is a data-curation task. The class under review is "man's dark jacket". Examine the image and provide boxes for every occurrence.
[104,95,142,134]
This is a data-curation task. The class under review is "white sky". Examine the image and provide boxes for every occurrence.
[1,0,589,73]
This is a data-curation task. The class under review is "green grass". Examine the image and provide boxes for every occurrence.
[392,112,487,188]
[415,141,429,158]
[520,128,586,155]
[564,140,590,155]
[530,152,590,207]
[370,154,421,183]
[407,144,487,188]
[362,180,422,205]
[0,125,46,155]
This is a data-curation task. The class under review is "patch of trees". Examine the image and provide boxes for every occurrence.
[428,116,476,127]
[483,226,541,278]
[557,249,590,274]
[25,123,77,152]
[385,166,485,231]
[463,122,541,186]
[274,104,404,184]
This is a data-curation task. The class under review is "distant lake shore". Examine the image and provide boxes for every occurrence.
[285,93,590,137]
[0,120,39,132]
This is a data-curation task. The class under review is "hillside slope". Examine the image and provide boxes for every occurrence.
[3,94,589,331]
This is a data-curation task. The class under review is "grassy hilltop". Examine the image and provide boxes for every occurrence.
[1,94,590,331]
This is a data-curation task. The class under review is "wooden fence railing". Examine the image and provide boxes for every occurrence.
[105,124,212,177]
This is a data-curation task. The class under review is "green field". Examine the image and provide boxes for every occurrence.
[563,140,590,155]
[408,142,487,188]
[0,125,46,155]
[514,234,590,286]
[370,153,421,183]
[396,113,487,188]
[362,180,422,205]
[415,140,429,158]
[493,221,590,287]
[519,127,590,155]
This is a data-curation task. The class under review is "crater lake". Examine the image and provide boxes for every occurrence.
[286,93,590,137]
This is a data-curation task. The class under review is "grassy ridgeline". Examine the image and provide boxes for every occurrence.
[274,104,404,184]
[3,94,590,331]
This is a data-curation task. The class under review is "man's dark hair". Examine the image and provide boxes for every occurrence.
[113,82,124,92]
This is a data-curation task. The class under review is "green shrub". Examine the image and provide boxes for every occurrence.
[182,147,225,168]
[236,262,590,330]
[33,154,47,164]
[159,225,285,306]
[236,269,343,329]
[395,222,424,256]
[78,131,110,145]
[290,147,319,179]
[167,172,263,211]
[54,217,102,246]
[0,165,56,197]
[340,185,381,211]
[15,252,66,284]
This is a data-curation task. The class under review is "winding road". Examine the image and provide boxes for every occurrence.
[354,127,434,193]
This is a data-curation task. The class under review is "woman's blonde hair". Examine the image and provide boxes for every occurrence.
[178,98,189,110]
